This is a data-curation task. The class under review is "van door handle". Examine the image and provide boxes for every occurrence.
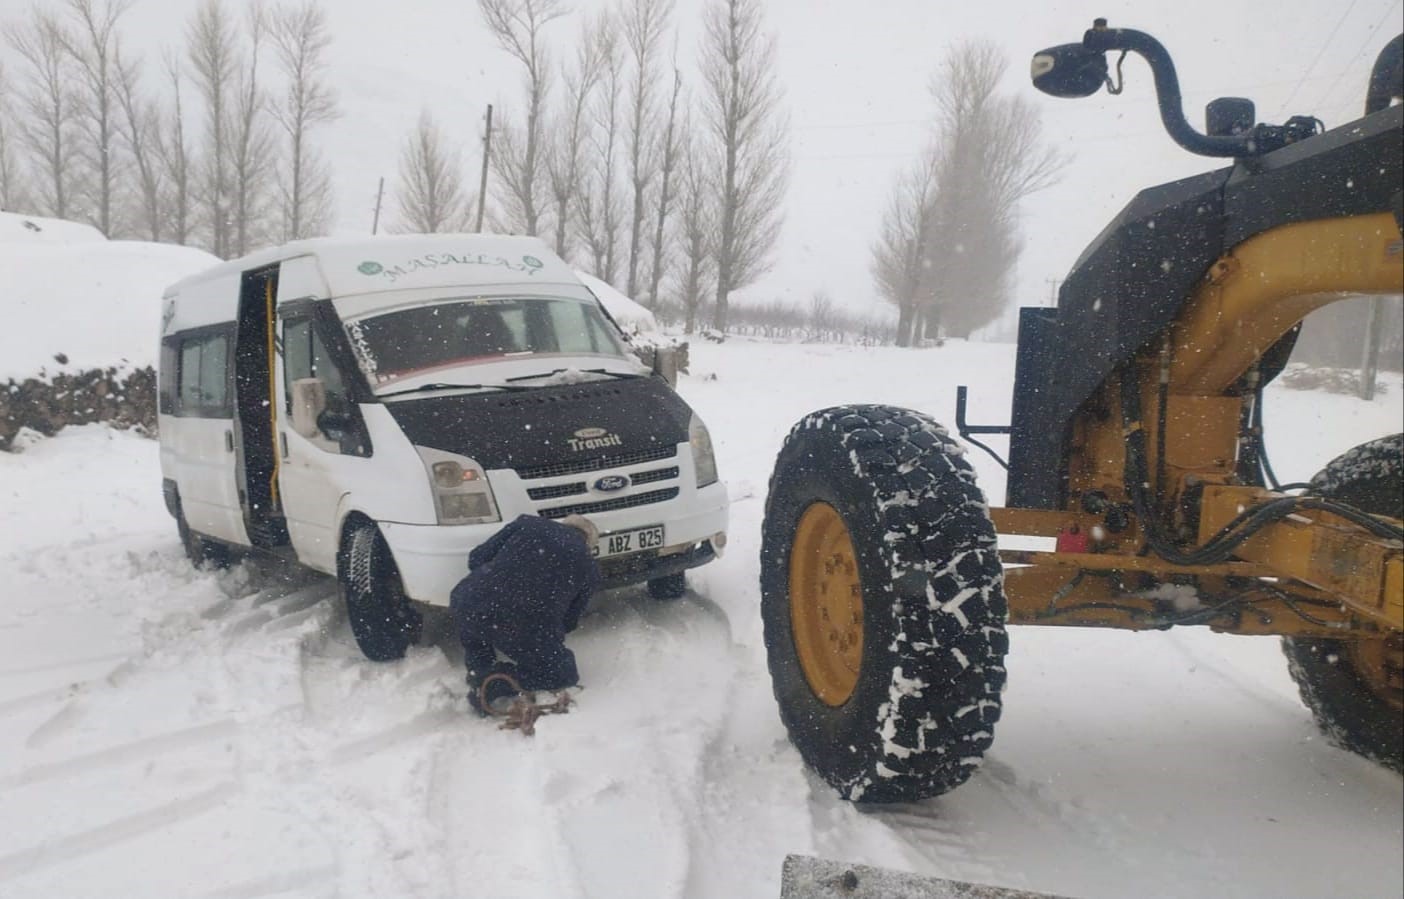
[280,433,290,460]
[224,430,234,452]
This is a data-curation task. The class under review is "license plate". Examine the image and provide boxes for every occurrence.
[594,525,665,558]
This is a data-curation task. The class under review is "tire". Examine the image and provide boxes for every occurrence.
[647,572,687,600]
[1283,433,1403,772]
[176,509,232,570]
[760,405,1008,803]
[340,523,423,662]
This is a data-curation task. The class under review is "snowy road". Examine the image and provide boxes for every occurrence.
[1,340,1401,898]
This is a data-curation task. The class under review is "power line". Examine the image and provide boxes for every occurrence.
[1278,0,1360,117]
[1312,0,1402,115]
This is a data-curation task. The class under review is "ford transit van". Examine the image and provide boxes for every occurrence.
[158,234,728,660]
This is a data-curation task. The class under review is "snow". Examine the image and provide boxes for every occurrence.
[0,211,105,244]
[576,271,661,335]
[1,340,1401,898]
[0,237,219,380]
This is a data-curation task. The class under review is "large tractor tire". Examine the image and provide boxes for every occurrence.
[1283,433,1403,771]
[760,405,1008,803]
[340,523,423,662]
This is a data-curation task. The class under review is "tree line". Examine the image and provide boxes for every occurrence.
[400,0,788,333]
[0,0,790,334]
[1,0,339,254]
[2,0,1073,344]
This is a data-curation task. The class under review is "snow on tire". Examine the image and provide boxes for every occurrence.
[760,404,1008,803]
[341,523,423,662]
[1282,433,1403,772]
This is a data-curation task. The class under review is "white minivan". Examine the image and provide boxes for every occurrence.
[158,234,728,660]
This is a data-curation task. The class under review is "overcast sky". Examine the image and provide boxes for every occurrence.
[75,0,1404,328]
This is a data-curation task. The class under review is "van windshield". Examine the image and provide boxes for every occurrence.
[342,296,632,386]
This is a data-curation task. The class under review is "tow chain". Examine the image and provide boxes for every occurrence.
[478,672,574,736]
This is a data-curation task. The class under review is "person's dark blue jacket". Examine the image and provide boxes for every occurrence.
[449,515,600,691]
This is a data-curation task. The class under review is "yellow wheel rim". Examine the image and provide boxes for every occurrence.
[790,502,864,707]
[1350,634,1404,712]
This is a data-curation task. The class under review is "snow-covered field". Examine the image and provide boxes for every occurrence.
[1,339,1401,899]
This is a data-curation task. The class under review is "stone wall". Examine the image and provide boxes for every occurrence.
[1,366,158,451]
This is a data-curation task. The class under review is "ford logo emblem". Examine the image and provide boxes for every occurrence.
[594,475,630,493]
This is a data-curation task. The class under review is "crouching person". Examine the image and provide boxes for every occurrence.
[449,513,600,715]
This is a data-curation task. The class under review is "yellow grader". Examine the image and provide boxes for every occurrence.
[760,20,1404,803]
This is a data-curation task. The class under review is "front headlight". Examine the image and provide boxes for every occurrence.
[415,446,500,525]
[689,414,719,488]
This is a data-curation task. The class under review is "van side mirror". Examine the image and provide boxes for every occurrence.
[290,377,327,438]
[651,344,685,387]
[1031,43,1108,98]
[1206,97,1255,136]
[316,408,355,439]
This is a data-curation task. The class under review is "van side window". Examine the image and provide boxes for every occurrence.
[176,334,230,416]
[283,317,345,410]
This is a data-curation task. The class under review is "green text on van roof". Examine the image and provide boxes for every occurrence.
[358,252,545,283]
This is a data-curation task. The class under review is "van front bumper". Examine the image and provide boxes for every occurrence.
[379,487,728,606]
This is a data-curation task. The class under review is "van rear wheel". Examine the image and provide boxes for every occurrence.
[177,510,231,570]
[340,523,423,662]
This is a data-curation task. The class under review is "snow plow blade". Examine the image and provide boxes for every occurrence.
[779,855,1069,899]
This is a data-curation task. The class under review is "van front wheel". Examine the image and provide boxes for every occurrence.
[340,524,422,662]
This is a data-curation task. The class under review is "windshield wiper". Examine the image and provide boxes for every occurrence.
[378,381,534,399]
[505,367,649,383]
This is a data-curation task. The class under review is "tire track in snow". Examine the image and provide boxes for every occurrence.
[0,718,241,790]
[190,865,339,899]
[0,651,129,679]
[0,781,241,883]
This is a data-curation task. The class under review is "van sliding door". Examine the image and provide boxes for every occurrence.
[233,265,289,548]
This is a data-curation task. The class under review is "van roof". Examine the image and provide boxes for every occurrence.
[166,233,581,298]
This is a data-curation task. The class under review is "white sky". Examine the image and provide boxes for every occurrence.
[54,0,1404,326]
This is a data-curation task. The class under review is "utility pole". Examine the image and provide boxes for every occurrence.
[476,104,493,233]
[1359,295,1384,400]
[371,176,385,235]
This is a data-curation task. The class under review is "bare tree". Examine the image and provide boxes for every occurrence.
[578,27,625,281]
[5,11,78,219]
[158,51,194,245]
[114,46,164,240]
[395,109,471,233]
[0,63,31,213]
[59,0,132,236]
[478,0,565,235]
[916,42,1065,338]
[227,4,277,256]
[271,0,339,241]
[645,64,682,308]
[545,15,607,260]
[807,289,837,341]
[673,133,715,334]
[871,154,939,347]
[622,0,673,297]
[698,0,788,331]
[187,0,240,255]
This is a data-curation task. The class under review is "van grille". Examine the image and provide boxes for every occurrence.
[515,445,677,481]
[539,487,679,519]
[526,482,589,501]
[630,466,679,486]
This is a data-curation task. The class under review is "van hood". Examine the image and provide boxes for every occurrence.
[381,376,692,473]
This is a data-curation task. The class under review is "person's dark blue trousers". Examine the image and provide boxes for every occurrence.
[450,515,599,693]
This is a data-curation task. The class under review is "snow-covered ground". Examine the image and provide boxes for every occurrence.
[1,339,1401,899]
[0,234,217,381]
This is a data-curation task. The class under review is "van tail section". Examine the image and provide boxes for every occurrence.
[234,264,289,548]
